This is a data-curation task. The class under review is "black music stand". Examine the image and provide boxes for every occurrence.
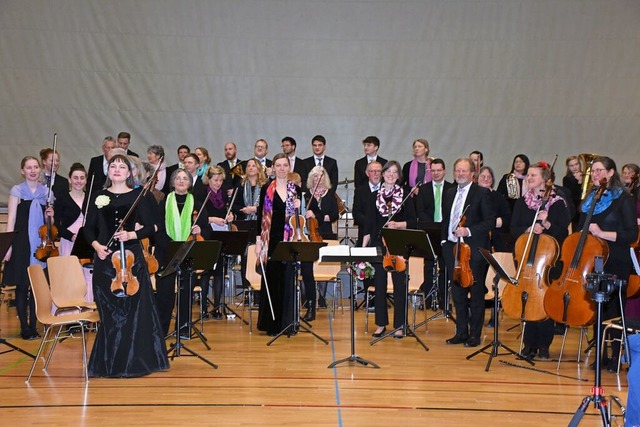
[209,231,250,324]
[233,220,257,243]
[371,229,429,351]
[158,240,221,369]
[0,232,36,359]
[419,224,456,324]
[267,241,329,346]
[466,248,534,371]
[324,247,382,368]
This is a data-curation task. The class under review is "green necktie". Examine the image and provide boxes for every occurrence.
[434,183,442,222]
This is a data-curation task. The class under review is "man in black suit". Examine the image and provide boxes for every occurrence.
[353,136,387,189]
[351,161,383,310]
[218,141,242,196]
[87,136,117,194]
[183,153,206,201]
[303,135,338,189]
[163,144,190,195]
[281,136,308,189]
[415,158,455,305]
[39,147,69,202]
[116,131,139,158]
[441,158,495,348]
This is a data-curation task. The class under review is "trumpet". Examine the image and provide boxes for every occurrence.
[578,153,601,200]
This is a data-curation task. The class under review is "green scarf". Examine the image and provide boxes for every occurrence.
[165,192,194,241]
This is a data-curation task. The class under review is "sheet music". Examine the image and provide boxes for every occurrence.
[318,245,378,262]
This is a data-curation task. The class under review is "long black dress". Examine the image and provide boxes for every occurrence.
[84,188,169,377]
[255,185,296,335]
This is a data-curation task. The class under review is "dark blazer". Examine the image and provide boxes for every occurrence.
[241,157,272,171]
[440,183,496,262]
[42,174,69,202]
[353,155,387,189]
[352,183,379,247]
[218,159,243,194]
[87,155,107,194]
[163,163,180,195]
[303,155,338,190]
[53,190,83,241]
[415,180,455,228]
[126,149,139,158]
[192,175,207,203]
[291,157,308,190]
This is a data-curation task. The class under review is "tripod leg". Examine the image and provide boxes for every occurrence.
[567,396,592,427]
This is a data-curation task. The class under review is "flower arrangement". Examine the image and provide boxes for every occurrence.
[346,261,375,281]
[95,195,111,209]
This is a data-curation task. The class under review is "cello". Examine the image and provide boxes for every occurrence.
[503,181,559,322]
[543,178,609,327]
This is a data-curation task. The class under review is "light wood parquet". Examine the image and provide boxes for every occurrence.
[0,298,629,426]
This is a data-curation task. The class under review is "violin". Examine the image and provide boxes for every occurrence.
[106,163,161,297]
[111,239,140,297]
[35,134,60,262]
[35,213,59,262]
[503,180,559,322]
[627,230,640,299]
[141,237,159,274]
[382,236,406,272]
[543,177,609,327]
[188,209,205,241]
[289,208,309,242]
[452,215,474,287]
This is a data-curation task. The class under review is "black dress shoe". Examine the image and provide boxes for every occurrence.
[393,332,404,339]
[537,348,550,360]
[520,346,536,358]
[464,337,481,347]
[212,309,223,320]
[303,308,315,322]
[446,335,468,345]
[372,327,386,338]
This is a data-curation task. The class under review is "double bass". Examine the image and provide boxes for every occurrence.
[502,181,559,322]
[543,178,609,327]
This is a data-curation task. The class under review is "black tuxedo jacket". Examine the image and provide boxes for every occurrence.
[352,183,379,246]
[291,156,309,190]
[163,163,180,194]
[440,183,495,262]
[303,155,338,190]
[87,155,107,194]
[353,155,387,189]
[192,176,207,203]
[126,149,139,158]
[415,180,455,227]
[218,159,243,193]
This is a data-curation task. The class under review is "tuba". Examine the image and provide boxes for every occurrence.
[578,153,600,200]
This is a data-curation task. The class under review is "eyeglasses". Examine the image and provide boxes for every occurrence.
[590,168,607,174]
[368,170,382,174]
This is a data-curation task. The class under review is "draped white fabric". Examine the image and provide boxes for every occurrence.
[1,0,638,198]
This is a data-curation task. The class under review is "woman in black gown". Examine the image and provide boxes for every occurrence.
[255,153,301,336]
[84,154,169,377]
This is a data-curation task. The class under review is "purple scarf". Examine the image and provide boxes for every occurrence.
[10,182,48,267]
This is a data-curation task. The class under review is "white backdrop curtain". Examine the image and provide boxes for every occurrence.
[1,0,638,199]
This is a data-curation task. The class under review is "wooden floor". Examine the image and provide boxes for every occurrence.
[0,299,629,426]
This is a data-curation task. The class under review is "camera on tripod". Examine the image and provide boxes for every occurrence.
[585,255,622,299]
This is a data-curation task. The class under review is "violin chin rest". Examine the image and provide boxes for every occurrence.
[112,288,127,298]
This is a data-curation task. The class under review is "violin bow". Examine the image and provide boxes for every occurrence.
[380,181,423,232]
[45,133,57,206]
[105,156,162,248]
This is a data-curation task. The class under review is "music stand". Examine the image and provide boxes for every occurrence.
[0,232,36,359]
[267,241,329,346]
[371,229,429,351]
[158,240,221,369]
[233,220,257,243]
[337,178,355,246]
[418,224,456,324]
[323,246,382,368]
[209,231,250,324]
[466,248,534,371]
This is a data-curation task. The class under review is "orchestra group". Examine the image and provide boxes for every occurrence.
[2,131,640,378]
